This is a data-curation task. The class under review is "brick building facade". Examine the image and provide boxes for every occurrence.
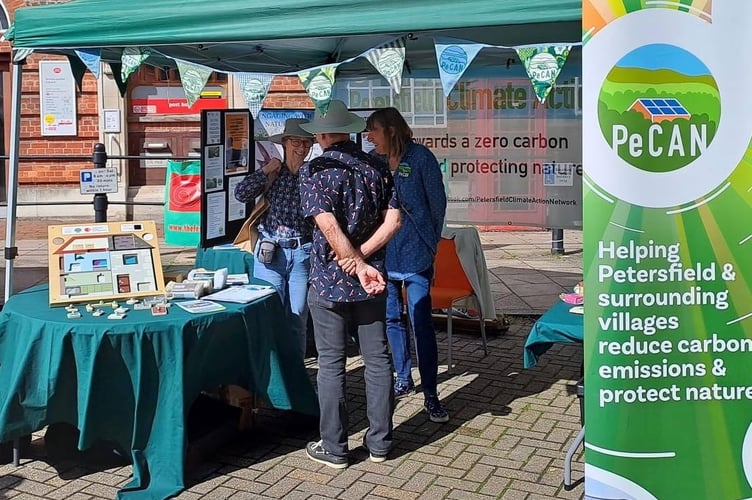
[0,0,313,218]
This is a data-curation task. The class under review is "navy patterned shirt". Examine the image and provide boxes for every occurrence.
[234,163,311,240]
[378,141,447,276]
[300,141,397,302]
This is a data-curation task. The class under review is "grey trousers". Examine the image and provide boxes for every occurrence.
[307,288,394,457]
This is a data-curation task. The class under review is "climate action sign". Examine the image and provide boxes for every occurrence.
[584,2,752,499]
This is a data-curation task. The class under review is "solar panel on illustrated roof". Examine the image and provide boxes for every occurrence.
[639,97,689,116]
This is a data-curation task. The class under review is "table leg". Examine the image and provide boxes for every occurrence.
[12,437,20,466]
[563,426,585,490]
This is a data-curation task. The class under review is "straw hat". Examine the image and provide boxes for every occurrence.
[268,118,315,144]
[299,100,365,134]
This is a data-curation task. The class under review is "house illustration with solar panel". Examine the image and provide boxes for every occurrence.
[628,98,691,123]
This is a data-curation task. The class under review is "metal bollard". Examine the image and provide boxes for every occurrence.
[551,228,565,255]
[92,143,109,222]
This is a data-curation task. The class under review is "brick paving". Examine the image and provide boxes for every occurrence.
[0,218,585,499]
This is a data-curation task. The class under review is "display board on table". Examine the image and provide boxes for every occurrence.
[47,220,166,306]
[583,2,752,499]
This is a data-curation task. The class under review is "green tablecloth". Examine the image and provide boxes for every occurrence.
[195,246,254,275]
[523,300,583,368]
[0,284,318,499]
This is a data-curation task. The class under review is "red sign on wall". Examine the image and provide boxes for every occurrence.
[131,85,227,115]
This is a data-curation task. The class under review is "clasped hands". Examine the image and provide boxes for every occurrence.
[336,252,384,295]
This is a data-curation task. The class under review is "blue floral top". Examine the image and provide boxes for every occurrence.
[234,163,311,241]
[300,141,397,302]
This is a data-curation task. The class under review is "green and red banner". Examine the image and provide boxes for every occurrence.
[584,1,752,498]
[164,160,201,246]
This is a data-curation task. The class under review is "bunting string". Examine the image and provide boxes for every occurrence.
[125,36,582,113]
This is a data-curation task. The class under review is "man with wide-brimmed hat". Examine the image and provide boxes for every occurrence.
[234,118,315,360]
[299,100,401,468]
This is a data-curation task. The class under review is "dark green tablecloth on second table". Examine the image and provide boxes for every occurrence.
[195,246,254,275]
[0,284,318,499]
[523,300,584,368]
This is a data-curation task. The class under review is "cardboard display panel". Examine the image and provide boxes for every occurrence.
[47,221,166,306]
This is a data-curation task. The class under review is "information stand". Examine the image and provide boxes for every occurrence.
[199,109,255,248]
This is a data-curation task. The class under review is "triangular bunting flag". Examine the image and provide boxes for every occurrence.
[66,55,88,92]
[516,45,571,103]
[121,47,150,82]
[13,48,33,63]
[109,63,128,97]
[298,64,338,115]
[433,38,485,97]
[365,38,406,94]
[75,48,101,79]
[236,73,274,118]
[175,59,213,107]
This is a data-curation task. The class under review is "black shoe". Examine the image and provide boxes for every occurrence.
[424,396,450,423]
[361,436,388,463]
[305,440,348,469]
[394,379,415,400]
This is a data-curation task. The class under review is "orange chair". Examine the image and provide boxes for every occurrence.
[430,237,488,372]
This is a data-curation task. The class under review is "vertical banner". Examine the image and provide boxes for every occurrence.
[584,2,752,499]
[164,160,201,246]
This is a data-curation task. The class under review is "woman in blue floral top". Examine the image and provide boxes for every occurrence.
[366,108,449,423]
[234,118,314,360]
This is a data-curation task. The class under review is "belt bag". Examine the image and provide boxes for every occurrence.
[233,195,270,253]
[256,238,278,264]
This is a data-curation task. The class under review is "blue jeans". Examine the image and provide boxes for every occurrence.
[253,241,311,360]
[386,267,438,398]
[307,288,393,457]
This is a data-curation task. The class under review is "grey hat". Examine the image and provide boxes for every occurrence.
[268,118,315,144]
[299,100,365,134]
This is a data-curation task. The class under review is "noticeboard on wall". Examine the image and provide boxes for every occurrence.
[39,60,77,136]
[47,221,166,306]
[199,109,255,248]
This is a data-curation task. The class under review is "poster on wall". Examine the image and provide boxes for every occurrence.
[224,111,250,175]
[39,60,77,136]
[583,2,752,499]
[336,66,582,229]
[200,109,255,248]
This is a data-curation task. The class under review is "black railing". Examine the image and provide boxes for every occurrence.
[0,143,199,221]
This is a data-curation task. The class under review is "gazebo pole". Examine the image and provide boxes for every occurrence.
[4,57,24,304]
[4,55,25,468]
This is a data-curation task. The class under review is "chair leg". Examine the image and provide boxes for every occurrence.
[446,308,453,374]
[563,426,585,490]
[476,295,488,356]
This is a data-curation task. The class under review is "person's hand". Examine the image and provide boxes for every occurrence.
[262,158,282,176]
[356,263,385,295]
[337,256,357,276]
